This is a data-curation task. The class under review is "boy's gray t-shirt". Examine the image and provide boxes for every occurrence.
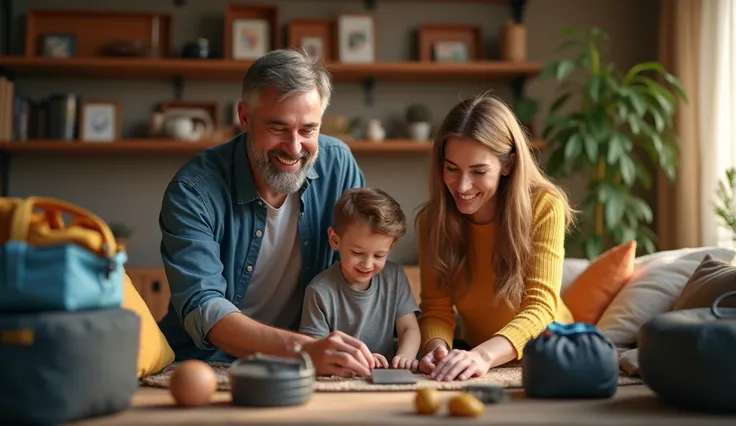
[299,261,420,359]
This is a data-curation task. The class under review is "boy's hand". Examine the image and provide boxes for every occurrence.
[392,355,419,371]
[372,353,389,369]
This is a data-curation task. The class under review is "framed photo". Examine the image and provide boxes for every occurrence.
[231,19,269,60]
[337,14,375,63]
[288,19,334,61]
[40,33,76,58]
[300,36,324,59]
[79,101,120,142]
[433,41,470,62]
[417,25,483,62]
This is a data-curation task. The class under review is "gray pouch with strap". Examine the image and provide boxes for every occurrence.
[0,308,140,424]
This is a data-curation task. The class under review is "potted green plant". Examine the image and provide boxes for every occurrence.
[715,167,736,243]
[540,27,688,259]
[513,96,539,136]
[405,103,432,141]
[108,222,134,251]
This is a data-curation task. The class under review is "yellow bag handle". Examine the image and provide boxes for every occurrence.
[8,196,117,258]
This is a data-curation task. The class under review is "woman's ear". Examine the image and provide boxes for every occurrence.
[502,153,516,176]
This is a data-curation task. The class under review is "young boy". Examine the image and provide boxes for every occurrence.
[299,187,421,372]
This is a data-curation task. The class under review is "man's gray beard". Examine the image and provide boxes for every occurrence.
[246,132,318,194]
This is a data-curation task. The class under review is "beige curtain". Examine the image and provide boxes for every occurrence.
[656,0,702,249]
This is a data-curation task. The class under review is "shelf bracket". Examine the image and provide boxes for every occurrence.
[0,151,10,197]
[362,78,376,106]
[2,0,12,55]
[172,75,184,100]
[363,0,377,11]
[510,76,526,101]
[509,0,528,24]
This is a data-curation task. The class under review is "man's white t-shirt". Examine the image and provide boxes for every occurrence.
[239,193,303,330]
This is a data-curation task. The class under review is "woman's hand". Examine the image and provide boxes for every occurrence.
[431,349,492,381]
[418,340,450,374]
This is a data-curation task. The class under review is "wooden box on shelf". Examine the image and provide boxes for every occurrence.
[25,9,173,58]
[417,25,484,62]
[127,268,171,322]
[288,18,336,62]
[225,4,279,61]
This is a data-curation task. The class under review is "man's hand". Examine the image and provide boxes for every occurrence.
[392,355,418,371]
[301,331,375,377]
[431,349,492,381]
[372,353,389,369]
[418,343,449,374]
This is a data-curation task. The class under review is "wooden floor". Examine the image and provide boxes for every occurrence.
[72,385,736,425]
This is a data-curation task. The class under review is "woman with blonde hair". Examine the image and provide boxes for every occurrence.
[416,92,576,381]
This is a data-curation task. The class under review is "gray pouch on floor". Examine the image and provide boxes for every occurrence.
[0,308,140,425]
[522,321,619,399]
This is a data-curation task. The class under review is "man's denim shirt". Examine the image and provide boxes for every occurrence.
[157,133,365,361]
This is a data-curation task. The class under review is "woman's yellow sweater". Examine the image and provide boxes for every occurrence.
[418,190,574,359]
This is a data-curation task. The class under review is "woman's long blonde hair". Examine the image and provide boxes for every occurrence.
[417,92,576,309]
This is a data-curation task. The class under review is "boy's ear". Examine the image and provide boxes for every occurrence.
[327,227,340,250]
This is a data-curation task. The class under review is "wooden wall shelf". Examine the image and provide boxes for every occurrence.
[0,57,542,82]
[0,138,545,156]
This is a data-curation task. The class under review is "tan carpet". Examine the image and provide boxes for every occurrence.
[140,362,643,392]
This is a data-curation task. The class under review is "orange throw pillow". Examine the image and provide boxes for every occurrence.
[563,241,637,325]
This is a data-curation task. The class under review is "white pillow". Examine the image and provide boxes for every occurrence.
[596,246,736,346]
[561,258,590,294]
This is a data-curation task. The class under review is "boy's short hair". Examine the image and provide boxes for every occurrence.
[333,188,407,239]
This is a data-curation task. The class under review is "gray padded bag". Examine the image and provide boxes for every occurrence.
[0,308,140,424]
[638,290,736,413]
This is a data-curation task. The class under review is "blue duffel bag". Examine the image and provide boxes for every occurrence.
[0,196,126,312]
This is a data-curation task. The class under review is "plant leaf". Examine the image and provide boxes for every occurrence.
[556,60,576,81]
[583,133,598,162]
[564,133,584,161]
[607,133,626,164]
[624,61,665,85]
[585,235,602,260]
[605,189,626,230]
[549,92,573,115]
[664,72,688,101]
[619,155,636,186]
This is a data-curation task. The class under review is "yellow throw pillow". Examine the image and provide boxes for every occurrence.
[122,272,175,377]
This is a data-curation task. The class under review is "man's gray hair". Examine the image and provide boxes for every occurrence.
[241,49,333,114]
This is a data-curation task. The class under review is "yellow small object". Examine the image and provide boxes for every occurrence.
[414,387,440,415]
[448,392,484,417]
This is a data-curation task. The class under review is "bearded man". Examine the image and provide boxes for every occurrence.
[157,49,375,378]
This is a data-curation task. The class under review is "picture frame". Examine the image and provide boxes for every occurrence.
[417,25,484,62]
[79,101,121,142]
[288,19,335,61]
[433,41,470,62]
[337,14,375,63]
[40,33,76,58]
[224,4,279,61]
[231,19,270,60]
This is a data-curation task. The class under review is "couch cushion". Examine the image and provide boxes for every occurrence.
[595,247,736,346]
[562,241,637,325]
[673,254,736,310]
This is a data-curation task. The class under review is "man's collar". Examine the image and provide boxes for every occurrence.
[234,133,319,205]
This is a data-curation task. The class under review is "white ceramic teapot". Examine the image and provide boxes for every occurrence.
[161,108,214,142]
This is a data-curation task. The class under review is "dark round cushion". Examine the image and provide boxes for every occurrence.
[522,322,619,399]
[638,291,736,413]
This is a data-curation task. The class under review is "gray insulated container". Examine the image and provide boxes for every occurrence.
[228,345,316,407]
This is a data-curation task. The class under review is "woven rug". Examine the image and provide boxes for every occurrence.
[140,362,643,392]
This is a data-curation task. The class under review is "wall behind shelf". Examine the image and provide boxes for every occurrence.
[5,0,660,267]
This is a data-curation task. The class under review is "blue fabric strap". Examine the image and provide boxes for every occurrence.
[545,321,606,339]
